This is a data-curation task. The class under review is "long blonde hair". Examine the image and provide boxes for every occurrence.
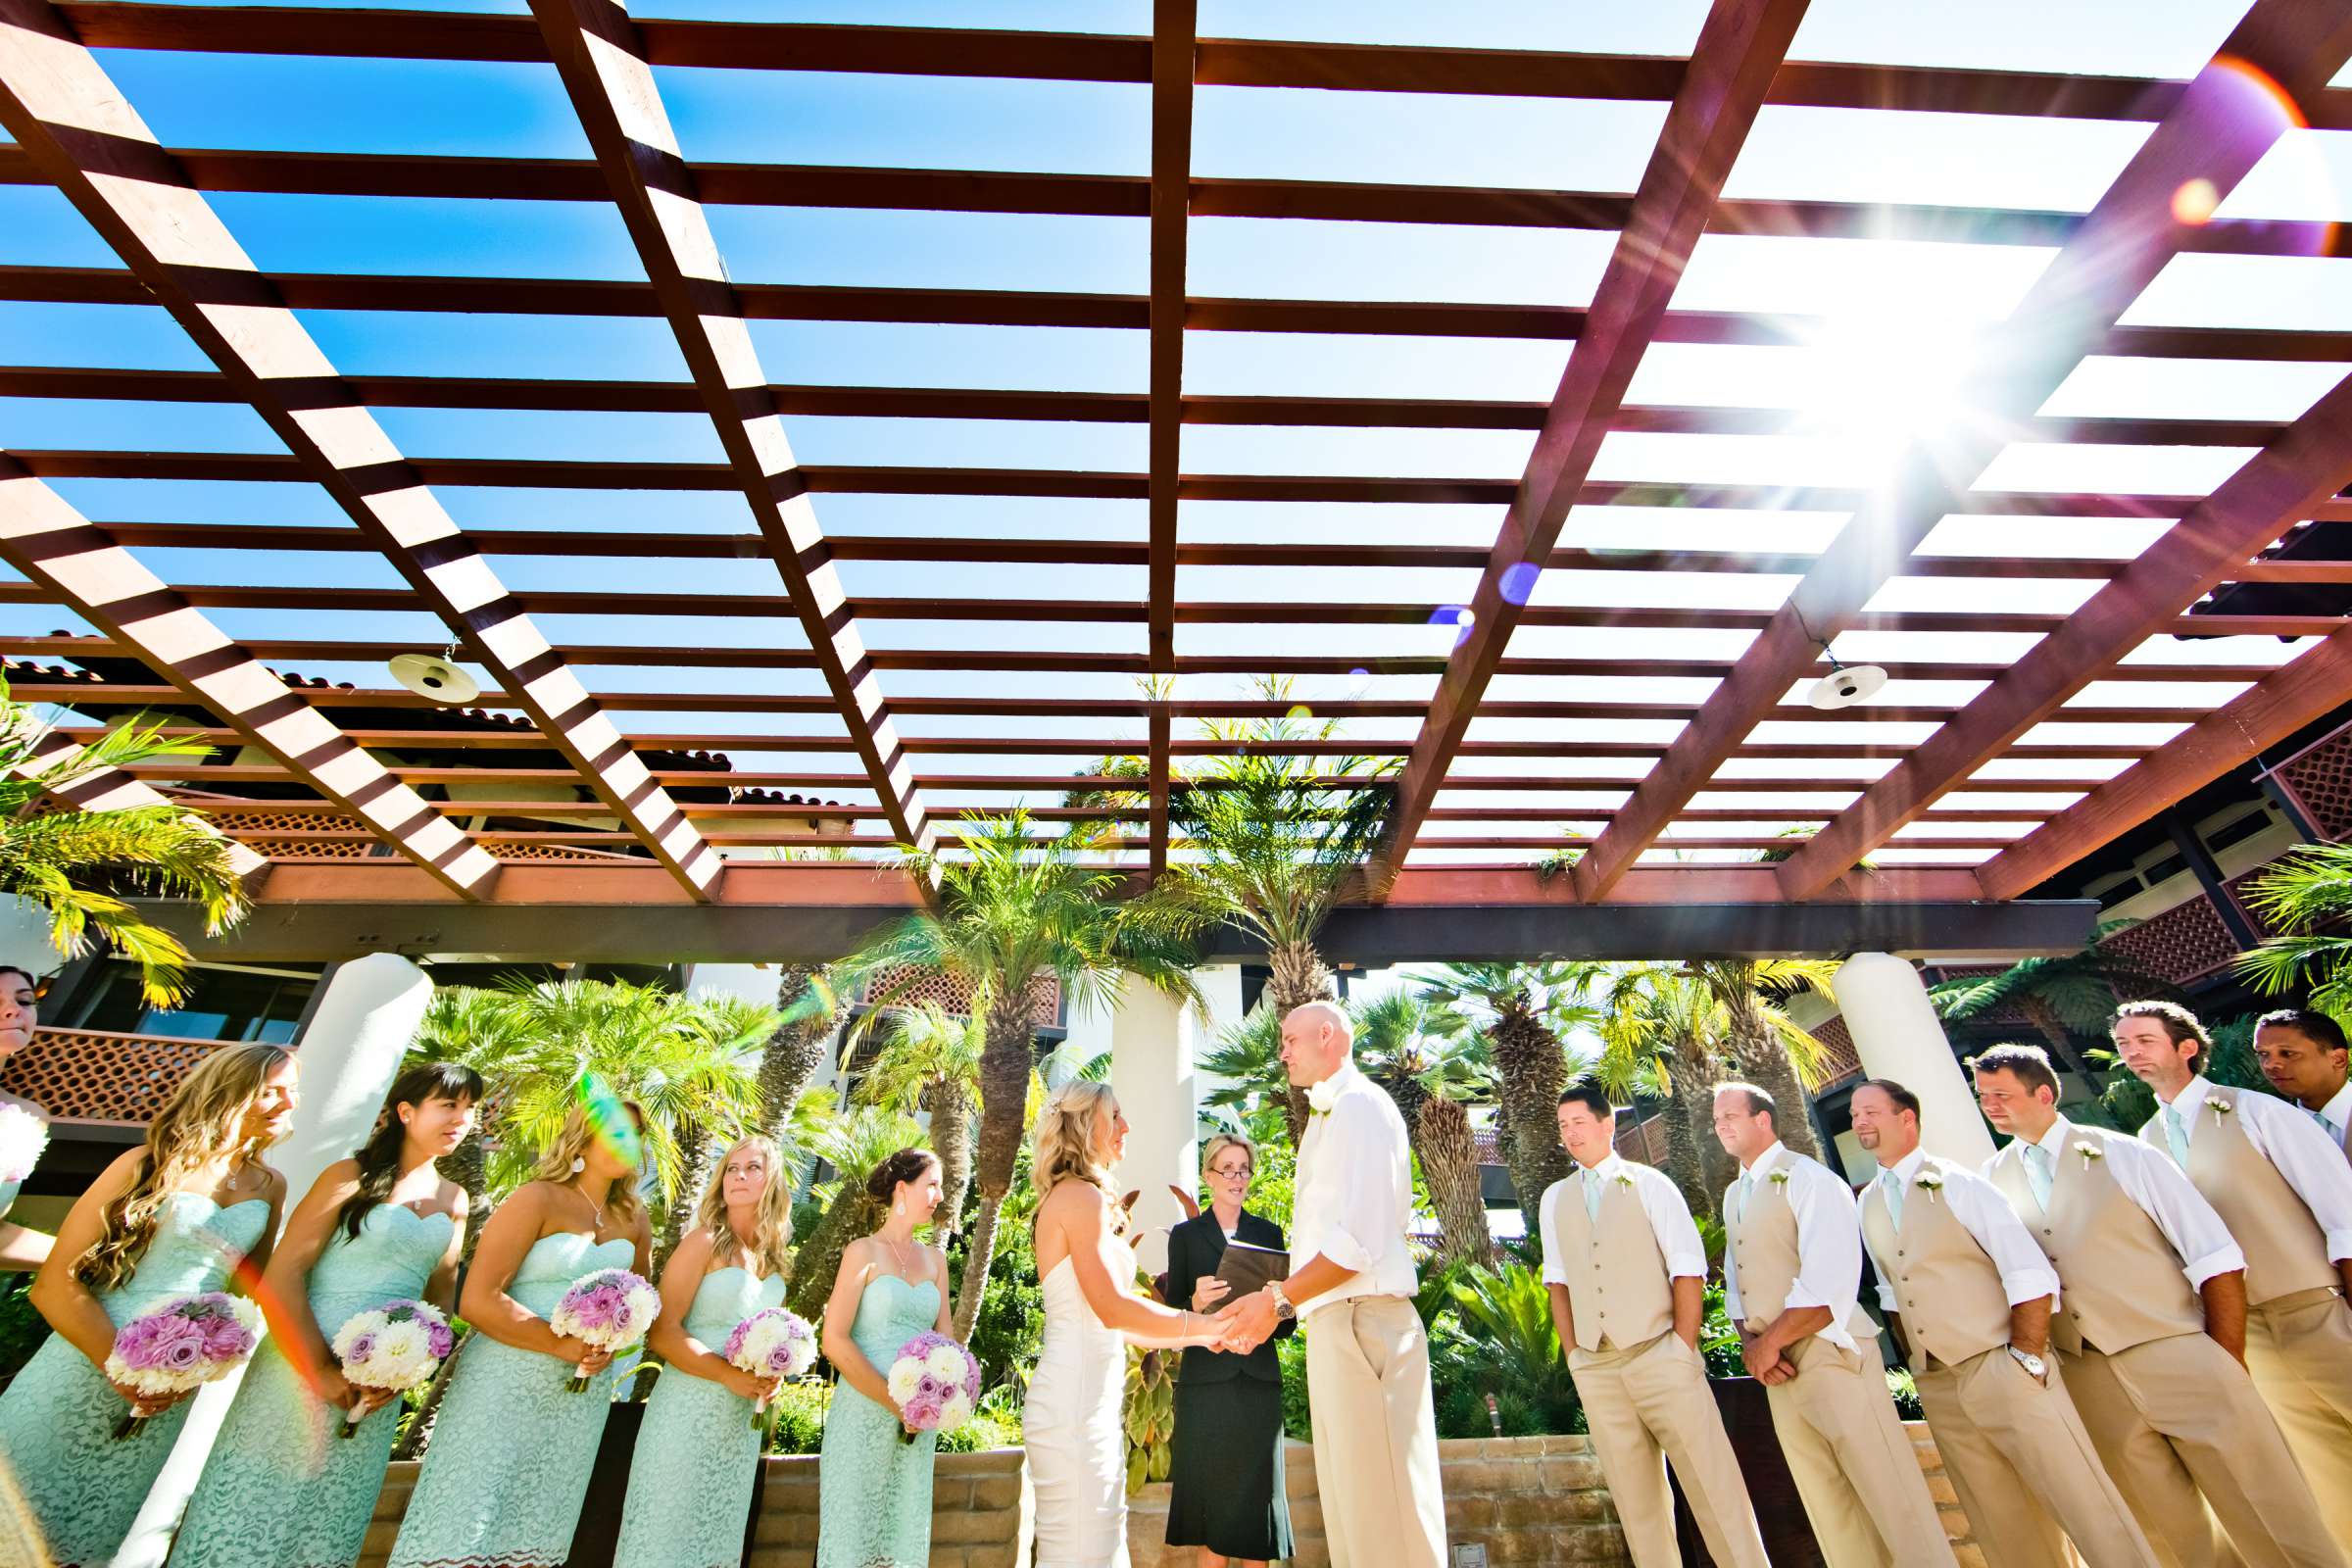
[1034,1080,1120,1232]
[529,1100,648,1233]
[693,1135,794,1279]
[78,1042,291,1293]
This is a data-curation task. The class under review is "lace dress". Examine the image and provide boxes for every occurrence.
[815,1274,943,1568]
[612,1264,787,1568]
[1025,1243,1135,1568]
[0,1194,271,1568]
[385,1232,635,1568]
[172,1204,456,1567]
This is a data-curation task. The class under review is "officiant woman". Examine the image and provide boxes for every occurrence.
[1157,1132,1295,1568]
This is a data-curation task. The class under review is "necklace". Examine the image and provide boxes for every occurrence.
[881,1232,919,1281]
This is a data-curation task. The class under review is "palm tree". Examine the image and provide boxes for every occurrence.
[2237,842,2352,1015]
[410,986,514,1239]
[1573,961,1729,1217]
[0,688,249,1004]
[1353,990,1495,1267]
[1414,963,1596,1216]
[1929,922,2167,1080]
[1197,1005,1291,1126]
[755,963,842,1136]
[853,1003,984,1242]
[786,1102,927,1321]
[662,995,789,1250]
[1685,959,1838,1161]
[846,809,1202,1338]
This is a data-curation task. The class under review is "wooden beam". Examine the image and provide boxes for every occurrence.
[0,0,726,902]
[1369,0,1813,892]
[1787,373,2352,897]
[0,467,501,896]
[1144,0,1194,877]
[15,720,270,882]
[1572,0,2352,904]
[539,0,938,858]
[1978,624,2352,900]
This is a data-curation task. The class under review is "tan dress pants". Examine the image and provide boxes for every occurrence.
[1912,1346,2157,1568]
[2245,1288,2352,1548]
[1303,1295,1446,1568]
[1567,1331,1768,1568]
[2064,1332,2344,1568]
[1762,1332,1957,1568]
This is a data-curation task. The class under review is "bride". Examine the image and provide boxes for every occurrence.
[1028,1081,1229,1568]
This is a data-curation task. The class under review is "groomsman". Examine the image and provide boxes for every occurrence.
[2255,1007,2352,1159]
[1849,1078,2157,1568]
[1972,1043,2341,1568]
[2113,1001,2352,1545]
[1542,1080,1768,1568]
[1712,1083,1956,1568]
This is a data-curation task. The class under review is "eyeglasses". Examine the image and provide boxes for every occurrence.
[1208,1164,1252,1179]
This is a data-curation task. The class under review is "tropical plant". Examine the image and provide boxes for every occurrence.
[1353,990,1495,1267]
[1414,963,1597,1217]
[1684,959,1838,1160]
[1430,1262,1579,1437]
[1197,1004,1292,1126]
[847,809,1203,1338]
[1570,961,1731,1216]
[756,963,842,1136]
[785,1102,927,1321]
[0,688,249,1004]
[1929,922,2168,1080]
[2237,842,2352,1015]
[853,1003,984,1243]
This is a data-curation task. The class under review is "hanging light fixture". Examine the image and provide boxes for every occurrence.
[1805,643,1886,711]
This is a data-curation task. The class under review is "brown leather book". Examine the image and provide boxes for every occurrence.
[1213,1238,1290,1296]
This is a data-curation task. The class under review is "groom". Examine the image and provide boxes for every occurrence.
[1217,1002,1447,1567]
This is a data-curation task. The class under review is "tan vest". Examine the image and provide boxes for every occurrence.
[1989,1124,2203,1355]
[1727,1155,1875,1343]
[1550,1171,1675,1352]
[1859,1156,2013,1371]
[2149,1091,2336,1306]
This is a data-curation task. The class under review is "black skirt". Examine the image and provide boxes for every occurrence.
[1164,1375,1294,1559]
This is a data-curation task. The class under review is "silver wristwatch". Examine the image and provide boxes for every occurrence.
[1266,1280,1297,1322]
[2007,1346,2047,1380]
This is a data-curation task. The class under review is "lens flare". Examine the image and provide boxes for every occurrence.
[1498,562,1542,605]
[2172,177,2220,225]
[575,1072,644,1169]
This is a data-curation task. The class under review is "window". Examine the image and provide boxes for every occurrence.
[64,961,318,1046]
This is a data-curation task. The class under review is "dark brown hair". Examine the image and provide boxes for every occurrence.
[2112,1000,2211,1071]
[1970,1043,2060,1101]
[1857,1078,1921,1120]
[864,1146,940,1204]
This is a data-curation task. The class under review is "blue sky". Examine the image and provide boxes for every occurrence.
[3,0,2348,865]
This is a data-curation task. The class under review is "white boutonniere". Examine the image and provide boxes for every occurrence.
[1305,1077,1340,1118]
[2076,1143,2103,1168]
[1768,1170,1791,1188]
[2207,1097,2234,1118]
[1914,1173,1944,1204]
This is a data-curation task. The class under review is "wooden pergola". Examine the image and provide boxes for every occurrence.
[3,0,2350,957]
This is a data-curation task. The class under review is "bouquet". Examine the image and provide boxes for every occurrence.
[0,1102,47,1185]
[103,1292,262,1440]
[548,1268,660,1393]
[328,1298,457,1438]
[885,1331,980,1446]
[720,1307,816,1428]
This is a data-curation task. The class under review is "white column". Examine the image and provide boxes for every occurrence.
[1109,974,1200,1278]
[114,954,433,1568]
[1833,952,1996,1167]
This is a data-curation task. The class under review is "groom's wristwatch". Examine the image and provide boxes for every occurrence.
[1266,1281,1297,1322]
[2007,1346,2047,1382]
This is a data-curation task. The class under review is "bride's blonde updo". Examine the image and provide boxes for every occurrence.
[1033,1080,1121,1233]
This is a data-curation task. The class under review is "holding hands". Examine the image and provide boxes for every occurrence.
[1210,1285,1284,1354]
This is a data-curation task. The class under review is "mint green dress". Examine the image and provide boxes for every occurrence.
[815,1275,942,1568]
[386,1232,636,1568]
[172,1204,457,1568]
[612,1265,789,1568]
[0,1194,271,1567]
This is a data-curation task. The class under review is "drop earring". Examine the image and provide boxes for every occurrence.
[894,1200,905,1217]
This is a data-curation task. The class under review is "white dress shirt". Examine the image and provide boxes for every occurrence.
[1721,1141,1867,1352]
[1864,1148,2062,1315]
[1290,1061,1419,1318]
[2313,1081,2352,1149]
[1997,1115,2246,1289]
[1539,1153,1708,1287]
[2144,1075,2352,1261]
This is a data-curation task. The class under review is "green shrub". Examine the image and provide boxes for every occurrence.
[0,1274,50,1392]
[1885,1366,1924,1421]
[1278,1334,1311,1442]
[758,1375,1021,1455]
[1426,1261,1581,1438]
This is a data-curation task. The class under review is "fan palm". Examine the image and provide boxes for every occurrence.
[0,688,248,1004]
[786,1102,928,1320]
[1684,959,1838,1160]
[755,962,842,1136]
[847,809,1203,1338]
[1197,1004,1293,1125]
[662,995,789,1248]
[1353,990,1495,1267]
[1570,961,1729,1216]
[853,1003,984,1242]
[1414,963,1597,1217]
[2236,842,2352,1015]
[1929,922,2165,1079]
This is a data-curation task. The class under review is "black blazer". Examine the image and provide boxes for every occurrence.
[1159,1208,1293,1385]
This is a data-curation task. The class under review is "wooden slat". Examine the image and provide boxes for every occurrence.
[14,722,270,881]
[1144,0,1194,876]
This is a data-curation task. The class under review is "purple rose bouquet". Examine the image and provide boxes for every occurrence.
[328,1298,457,1438]
[548,1267,660,1393]
[720,1307,816,1428]
[884,1330,979,1446]
[102,1292,262,1440]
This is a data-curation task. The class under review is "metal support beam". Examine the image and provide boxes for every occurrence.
[2160,808,2262,950]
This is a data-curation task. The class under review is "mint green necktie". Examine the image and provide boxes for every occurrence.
[2162,1102,2191,1167]
[1880,1168,1905,1228]
[1733,1171,1753,1222]
[1584,1171,1603,1223]
[2313,1107,2340,1142]
[2023,1143,2054,1210]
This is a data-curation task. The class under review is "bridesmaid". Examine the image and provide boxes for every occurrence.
[385,1099,654,1568]
[0,963,54,1268]
[171,1061,480,1568]
[612,1135,796,1568]
[814,1147,954,1568]
[0,1042,294,1568]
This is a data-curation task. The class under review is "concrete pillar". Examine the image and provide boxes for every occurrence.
[1833,952,1996,1167]
[1110,974,1200,1277]
[115,954,432,1568]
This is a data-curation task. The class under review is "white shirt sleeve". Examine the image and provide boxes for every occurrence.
[1634,1168,1709,1280]
[2236,1092,2352,1262]
[1782,1162,1865,1350]
[1941,1166,2064,1308]
[1302,1095,1393,1277]
[1539,1182,1568,1287]
[2102,1134,2250,1289]
[1721,1185,1745,1324]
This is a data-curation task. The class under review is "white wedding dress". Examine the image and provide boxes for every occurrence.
[1024,1236,1135,1568]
